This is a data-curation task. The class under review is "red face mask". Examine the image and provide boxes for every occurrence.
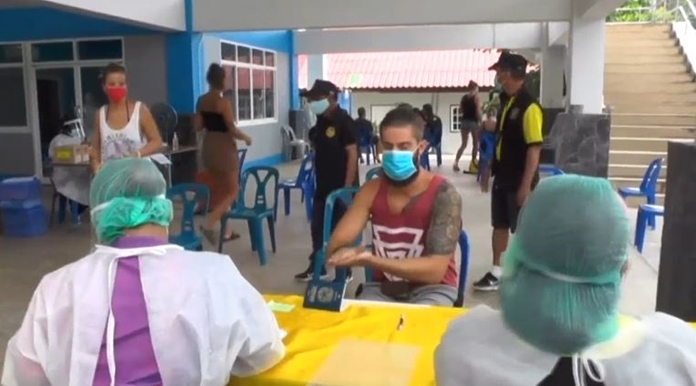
[105,86,127,103]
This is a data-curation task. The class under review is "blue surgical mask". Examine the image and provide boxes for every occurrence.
[309,99,330,115]
[382,150,418,182]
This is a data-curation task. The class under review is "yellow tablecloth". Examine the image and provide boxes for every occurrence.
[231,295,464,386]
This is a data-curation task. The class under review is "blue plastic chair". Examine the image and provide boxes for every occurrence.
[312,187,362,281]
[275,152,314,219]
[618,157,663,229]
[219,166,279,265]
[365,167,382,181]
[538,164,564,176]
[634,204,664,253]
[237,148,248,175]
[301,169,316,222]
[167,183,210,251]
[364,229,471,308]
[477,131,496,182]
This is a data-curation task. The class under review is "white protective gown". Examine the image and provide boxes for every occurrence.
[2,244,285,386]
[435,305,696,386]
[48,134,90,206]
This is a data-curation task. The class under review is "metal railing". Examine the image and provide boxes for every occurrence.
[672,0,696,76]
[608,0,680,23]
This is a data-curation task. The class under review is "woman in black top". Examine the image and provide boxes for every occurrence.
[194,64,252,244]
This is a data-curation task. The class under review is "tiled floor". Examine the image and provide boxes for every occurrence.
[0,156,661,367]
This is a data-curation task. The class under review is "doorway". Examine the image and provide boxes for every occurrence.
[35,67,76,176]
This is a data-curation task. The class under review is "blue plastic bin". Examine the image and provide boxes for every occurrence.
[1,205,48,238]
[0,177,42,202]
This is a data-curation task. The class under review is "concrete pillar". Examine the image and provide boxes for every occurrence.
[307,54,326,85]
[540,45,566,109]
[656,141,696,320]
[566,12,605,114]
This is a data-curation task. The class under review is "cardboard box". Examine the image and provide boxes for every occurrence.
[54,145,90,164]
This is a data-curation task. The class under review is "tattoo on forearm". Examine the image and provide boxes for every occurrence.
[424,182,463,256]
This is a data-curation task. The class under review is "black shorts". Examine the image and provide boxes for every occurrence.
[491,182,521,232]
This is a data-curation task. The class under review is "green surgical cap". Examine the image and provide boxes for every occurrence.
[90,158,172,244]
[500,174,630,355]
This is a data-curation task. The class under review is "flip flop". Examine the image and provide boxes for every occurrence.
[223,232,241,242]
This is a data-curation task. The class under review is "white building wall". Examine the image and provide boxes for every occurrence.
[350,91,492,155]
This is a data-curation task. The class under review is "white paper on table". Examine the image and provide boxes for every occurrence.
[149,153,172,165]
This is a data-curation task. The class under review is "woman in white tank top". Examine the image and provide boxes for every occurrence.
[89,63,162,173]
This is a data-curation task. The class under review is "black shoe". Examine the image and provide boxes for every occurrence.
[472,272,499,291]
[294,265,328,282]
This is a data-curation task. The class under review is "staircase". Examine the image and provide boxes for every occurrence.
[605,23,696,206]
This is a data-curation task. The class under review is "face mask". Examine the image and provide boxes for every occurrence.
[382,150,419,186]
[309,99,330,115]
[105,86,127,103]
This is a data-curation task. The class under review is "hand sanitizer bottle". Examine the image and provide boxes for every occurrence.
[172,133,179,151]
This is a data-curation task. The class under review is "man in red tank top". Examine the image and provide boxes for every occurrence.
[326,107,463,306]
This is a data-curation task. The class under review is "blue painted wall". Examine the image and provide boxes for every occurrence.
[0,7,154,42]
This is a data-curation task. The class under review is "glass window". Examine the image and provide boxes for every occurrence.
[264,51,275,67]
[450,105,461,132]
[237,67,251,121]
[252,49,264,65]
[31,42,74,62]
[0,44,23,64]
[221,42,236,62]
[77,39,123,61]
[237,46,251,64]
[221,64,237,117]
[0,68,27,126]
[252,69,265,119]
[264,70,275,118]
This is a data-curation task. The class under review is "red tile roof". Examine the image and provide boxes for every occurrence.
[298,50,500,90]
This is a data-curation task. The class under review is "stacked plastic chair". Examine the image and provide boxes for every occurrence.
[0,177,48,238]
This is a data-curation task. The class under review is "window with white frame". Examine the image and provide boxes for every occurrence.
[449,104,461,133]
[0,44,28,130]
[220,41,276,124]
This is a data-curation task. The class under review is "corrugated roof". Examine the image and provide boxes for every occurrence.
[298,50,500,90]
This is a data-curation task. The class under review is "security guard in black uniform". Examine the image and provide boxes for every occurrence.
[294,80,359,282]
[474,52,544,291]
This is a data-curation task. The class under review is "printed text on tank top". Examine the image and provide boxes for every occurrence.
[369,175,459,285]
[100,101,143,163]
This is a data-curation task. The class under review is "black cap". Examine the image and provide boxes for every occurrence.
[300,79,340,99]
[488,52,528,73]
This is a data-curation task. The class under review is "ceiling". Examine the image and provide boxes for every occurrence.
[0,0,43,9]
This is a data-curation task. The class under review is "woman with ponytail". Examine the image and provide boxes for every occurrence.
[435,174,696,386]
[89,63,162,174]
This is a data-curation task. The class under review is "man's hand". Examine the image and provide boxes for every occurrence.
[327,247,372,268]
[516,184,531,206]
[244,135,253,146]
[480,167,491,193]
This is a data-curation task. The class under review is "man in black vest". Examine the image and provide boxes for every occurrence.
[473,53,543,291]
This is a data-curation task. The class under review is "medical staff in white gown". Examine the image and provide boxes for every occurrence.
[435,175,696,386]
[2,158,285,386]
[48,132,90,205]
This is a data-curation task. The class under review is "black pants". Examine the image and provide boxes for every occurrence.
[309,195,348,264]
[491,180,521,233]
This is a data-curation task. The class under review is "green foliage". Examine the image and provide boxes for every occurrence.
[607,0,674,22]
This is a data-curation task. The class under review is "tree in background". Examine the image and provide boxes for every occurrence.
[607,0,675,22]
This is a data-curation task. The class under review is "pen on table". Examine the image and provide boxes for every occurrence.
[396,314,405,331]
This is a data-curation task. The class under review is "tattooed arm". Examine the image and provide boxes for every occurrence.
[365,181,463,284]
